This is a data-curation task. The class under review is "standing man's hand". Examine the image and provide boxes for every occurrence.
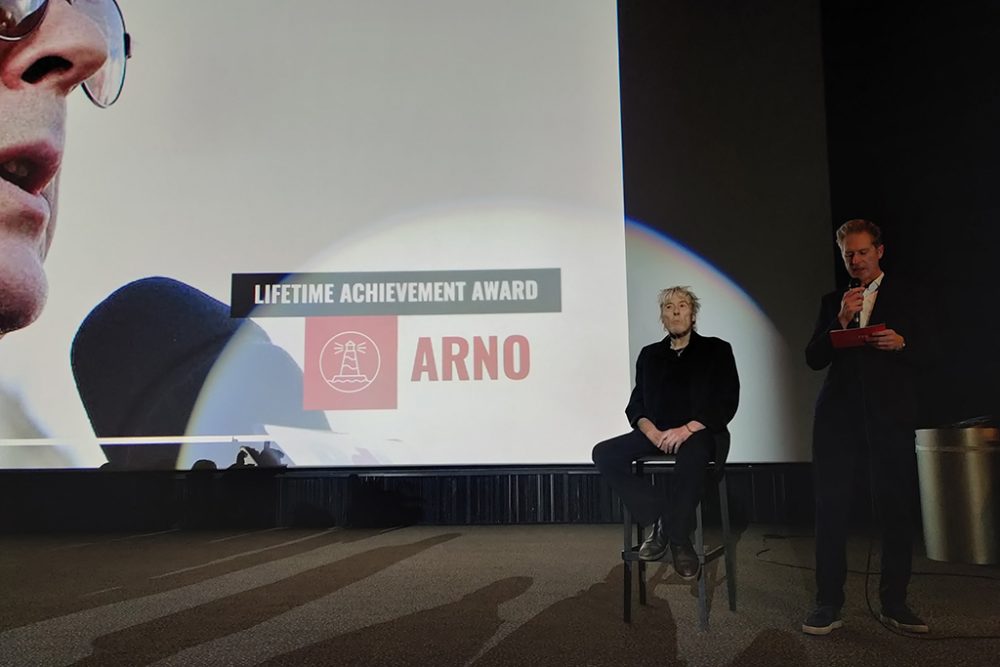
[838,287,865,328]
[865,328,906,352]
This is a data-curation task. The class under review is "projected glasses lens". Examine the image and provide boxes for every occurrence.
[0,1,47,40]
[0,0,129,108]
[73,0,128,107]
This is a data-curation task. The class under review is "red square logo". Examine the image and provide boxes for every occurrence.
[304,316,398,410]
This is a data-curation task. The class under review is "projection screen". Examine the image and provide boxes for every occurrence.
[0,0,635,469]
[1,1,829,469]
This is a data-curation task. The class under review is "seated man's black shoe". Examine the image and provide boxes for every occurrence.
[879,605,929,634]
[801,605,843,635]
[671,542,700,580]
[637,519,668,561]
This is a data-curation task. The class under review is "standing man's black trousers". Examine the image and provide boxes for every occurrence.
[592,429,714,547]
[813,417,918,609]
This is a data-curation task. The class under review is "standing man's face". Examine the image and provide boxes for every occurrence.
[839,231,884,287]
[0,1,108,335]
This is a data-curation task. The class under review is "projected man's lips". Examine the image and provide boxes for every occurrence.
[0,141,62,226]
[0,138,63,335]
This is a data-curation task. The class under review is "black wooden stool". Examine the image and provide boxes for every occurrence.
[621,453,736,630]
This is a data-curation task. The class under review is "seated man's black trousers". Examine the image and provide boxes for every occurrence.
[592,429,714,547]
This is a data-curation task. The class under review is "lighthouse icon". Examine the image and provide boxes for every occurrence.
[319,331,381,393]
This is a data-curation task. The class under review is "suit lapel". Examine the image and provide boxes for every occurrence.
[869,277,891,324]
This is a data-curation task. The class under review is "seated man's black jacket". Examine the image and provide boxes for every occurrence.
[625,331,740,464]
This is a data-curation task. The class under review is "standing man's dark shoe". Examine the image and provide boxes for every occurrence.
[802,605,843,635]
[637,518,669,561]
[880,605,929,633]
[671,542,701,580]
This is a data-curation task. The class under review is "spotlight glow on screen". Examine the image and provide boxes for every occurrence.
[625,221,805,462]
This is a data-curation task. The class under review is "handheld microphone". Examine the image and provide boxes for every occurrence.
[71,277,327,469]
[849,277,862,327]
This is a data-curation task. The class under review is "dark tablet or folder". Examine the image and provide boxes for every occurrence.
[830,322,885,348]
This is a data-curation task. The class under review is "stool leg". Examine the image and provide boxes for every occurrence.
[623,503,632,552]
[636,521,647,605]
[623,504,632,622]
[634,461,647,607]
[622,503,642,623]
[624,560,632,623]
[719,475,736,611]
[638,556,647,605]
[696,501,709,631]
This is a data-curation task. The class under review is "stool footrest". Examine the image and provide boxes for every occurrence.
[622,549,663,562]
[703,545,725,564]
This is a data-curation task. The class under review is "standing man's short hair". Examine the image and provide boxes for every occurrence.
[836,219,882,248]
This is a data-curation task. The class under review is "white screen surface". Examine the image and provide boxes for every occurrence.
[0,1,631,468]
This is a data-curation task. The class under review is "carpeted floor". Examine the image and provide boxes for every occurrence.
[0,525,997,666]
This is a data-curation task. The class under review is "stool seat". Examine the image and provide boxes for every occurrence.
[621,453,736,630]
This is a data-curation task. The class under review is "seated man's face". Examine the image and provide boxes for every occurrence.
[661,294,694,337]
[0,1,107,335]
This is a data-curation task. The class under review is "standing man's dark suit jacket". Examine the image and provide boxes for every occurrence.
[626,331,740,462]
[805,277,918,433]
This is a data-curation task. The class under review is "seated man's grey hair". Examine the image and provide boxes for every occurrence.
[657,285,700,320]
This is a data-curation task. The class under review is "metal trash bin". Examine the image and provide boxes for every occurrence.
[915,424,1000,565]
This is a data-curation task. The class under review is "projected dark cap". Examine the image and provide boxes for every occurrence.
[70,277,326,469]
[70,277,260,439]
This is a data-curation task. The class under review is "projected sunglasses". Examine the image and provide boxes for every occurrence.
[0,0,130,108]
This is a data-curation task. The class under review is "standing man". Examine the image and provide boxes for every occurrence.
[802,219,927,635]
[0,0,129,337]
[593,286,739,580]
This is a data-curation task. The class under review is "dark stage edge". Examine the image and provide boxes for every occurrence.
[0,465,822,531]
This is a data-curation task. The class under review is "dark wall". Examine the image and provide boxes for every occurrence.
[617,0,832,445]
[619,1,831,336]
[821,0,1000,426]
[620,0,1000,428]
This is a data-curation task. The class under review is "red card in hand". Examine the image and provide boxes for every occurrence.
[830,322,886,348]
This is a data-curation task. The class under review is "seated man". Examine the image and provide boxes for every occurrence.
[593,285,739,579]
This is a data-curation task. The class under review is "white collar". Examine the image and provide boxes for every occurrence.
[864,272,884,295]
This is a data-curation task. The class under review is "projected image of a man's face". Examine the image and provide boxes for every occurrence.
[0,1,108,336]
[660,293,694,337]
